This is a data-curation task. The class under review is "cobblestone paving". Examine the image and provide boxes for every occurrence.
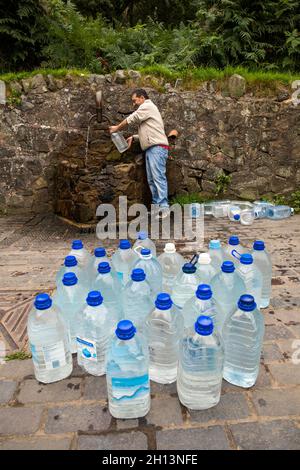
[0,213,300,450]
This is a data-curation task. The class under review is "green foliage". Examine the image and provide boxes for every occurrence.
[170,193,211,206]
[214,172,232,195]
[5,350,32,361]
[6,88,22,107]
[290,191,300,213]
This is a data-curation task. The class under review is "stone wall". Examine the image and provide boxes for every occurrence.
[0,71,299,223]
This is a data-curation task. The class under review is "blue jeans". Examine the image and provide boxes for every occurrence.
[145,145,169,208]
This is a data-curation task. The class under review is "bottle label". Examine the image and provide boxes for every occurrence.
[30,341,67,370]
[117,272,123,282]
[111,374,149,402]
[76,336,97,361]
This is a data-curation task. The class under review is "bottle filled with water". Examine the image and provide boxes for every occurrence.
[171,263,199,309]
[196,253,217,284]
[267,205,294,219]
[208,240,224,270]
[254,201,274,219]
[145,293,184,384]
[223,236,245,265]
[251,240,272,308]
[182,284,219,331]
[89,247,109,282]
[27,293,73,383]
[233,252,263,308]
[106,320,150,419]
[93,262,122,325]
[157,243,185,294]
[133,248,162,298]
[223,295,264,388]
[111,239,138,286]
[55,255,88,291]
[133,231,156,257]
[68,240,92,271]
[177,316,224,410]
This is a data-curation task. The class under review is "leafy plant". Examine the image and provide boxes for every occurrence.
[6,88,22,106]
[214,173,232,196]
[5,350,32,361]
[170,192,211,206]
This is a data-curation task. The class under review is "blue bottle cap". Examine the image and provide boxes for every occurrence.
[209,240,221,249]
[221,261,235,273]
[234,214,240,221]
[64,255,77,267]
[138,231,148,240]
[196,284,212,300]
[98,262,111,274]
[119,239,131,250]
[72,239,83,250]
[115,320,136,340]
[253,240,265,251]
[94,247,106,258]
[238,294,257,312]
[182,263,196,274]
[141,248,151,256]
[86,291,103,306]
[62,272,78,286]
[131,268,146,282]
[229,236,239,246]
[34,293,52,310]
[240,253,253,265]
[155,293,173,310]
[195,316,214,336]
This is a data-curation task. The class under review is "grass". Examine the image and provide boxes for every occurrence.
[170,192,212,206]
[262,190,300,214]
[5,350,32,361]
[0,68,90,83]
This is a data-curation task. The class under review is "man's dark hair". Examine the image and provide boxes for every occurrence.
[131,89,149,99]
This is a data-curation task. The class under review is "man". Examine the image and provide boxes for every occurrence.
[109,89,170,218]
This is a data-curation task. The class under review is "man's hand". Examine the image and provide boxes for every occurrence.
[109,125,119,134]
[126,136,133,149]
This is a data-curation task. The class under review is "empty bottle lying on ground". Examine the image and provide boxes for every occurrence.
[145,293,184,384]
[222,295,264,388]
[196,253,217,285]
[210,261,246,331]
[106,320,150,419]
[157,243,185,294]
[133,247,163,298]
[133,231,157,257]
[177,316,224,410]
[56,255,89,292]
[171,262,199,309]
[267,205,294,219]
[28,293,73,384]
[251,240,272,309]
[122,268,153,334]
[253,201,274,219]
[181,284,220,332]
[233,252,263,309]
[92,262,122,324]
[68,240,92,271]
[204,200,231,218]
[76,291,114,376]
[111,239,138,286]
[53,272,86,353]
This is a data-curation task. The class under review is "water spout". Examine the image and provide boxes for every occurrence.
[85,91,112,165]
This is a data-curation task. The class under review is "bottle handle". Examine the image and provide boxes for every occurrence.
[133,245,152,259]
[231,249,241,260]
[189,253,199,266]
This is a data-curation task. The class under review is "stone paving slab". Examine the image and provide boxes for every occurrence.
[0,213,299,449]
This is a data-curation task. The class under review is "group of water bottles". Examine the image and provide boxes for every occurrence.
[191,199,294,225]
[27,231,271,418]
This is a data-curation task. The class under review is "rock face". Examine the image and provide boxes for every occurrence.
[0,72,299,222]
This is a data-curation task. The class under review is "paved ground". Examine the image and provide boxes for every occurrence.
[0,212,300,450]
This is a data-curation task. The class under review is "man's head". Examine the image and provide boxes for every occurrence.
[131,89,149,108]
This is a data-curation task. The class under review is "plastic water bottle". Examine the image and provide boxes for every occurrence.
[181,284,219,331]
[93,262,122,325]
[210,261,246,330]
[189,203,202,218]
[171,263,199,308]
[111,239,138,286]
[27,293,72,383]
[111,132,129,153]
[133,231,156,257]
[177,316,224,410]
[122,268,153,333]
[233,252,263,308]
[89,247,109,281]
[68,240,92,272]
[56,255,87,290]
[76,291,114,376]
[106,320,150,419]
[208,240,224,270]
[211,200,231,218]
[252,240,272,308]
[53,273,86,353]
[267,205,294,219]
[223,295,264,388]
[223,236,245,265]
[145,293,184,384]
[228,204,241,222]
[254,201,274,219]
[157,243,185,294]
[240,208,255,226]
[196,253,217,284]
[133,248,163,298]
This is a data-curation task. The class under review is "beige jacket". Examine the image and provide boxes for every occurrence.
[126,99,169,151]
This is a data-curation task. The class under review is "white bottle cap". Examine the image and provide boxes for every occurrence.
[164,243,176,254]
[198,253,211,265]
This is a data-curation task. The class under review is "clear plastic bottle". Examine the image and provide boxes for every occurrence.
[68,240,92,272]
[133,248,163,298]
[111,132,129,153]
[122,268,153,334]
[181,284,219,331]
[208,240,224,270]
[89,247,109,282]
[92,262,123,325]
[177,316,224,410]
[145,293,184,384]
[76,291,114,376]
[106,320,150,419]
[27,293,73,383]
[267,205,294,219]
[240,208,255,226]
[228,205,241,222]
[111,239,138,286]
[196,253,217,285]
[53,273,86,353]
[223,294,264,388]
[211,200,231,218]
[254,201,274,219]
[55,255,87,291]
[233,252,263,308]
[251,240,272,308]
[133,231,156,257]
[223,236,245,265]
[171,263,199,309]
[157,243,185,294]
[210,261,246,330]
